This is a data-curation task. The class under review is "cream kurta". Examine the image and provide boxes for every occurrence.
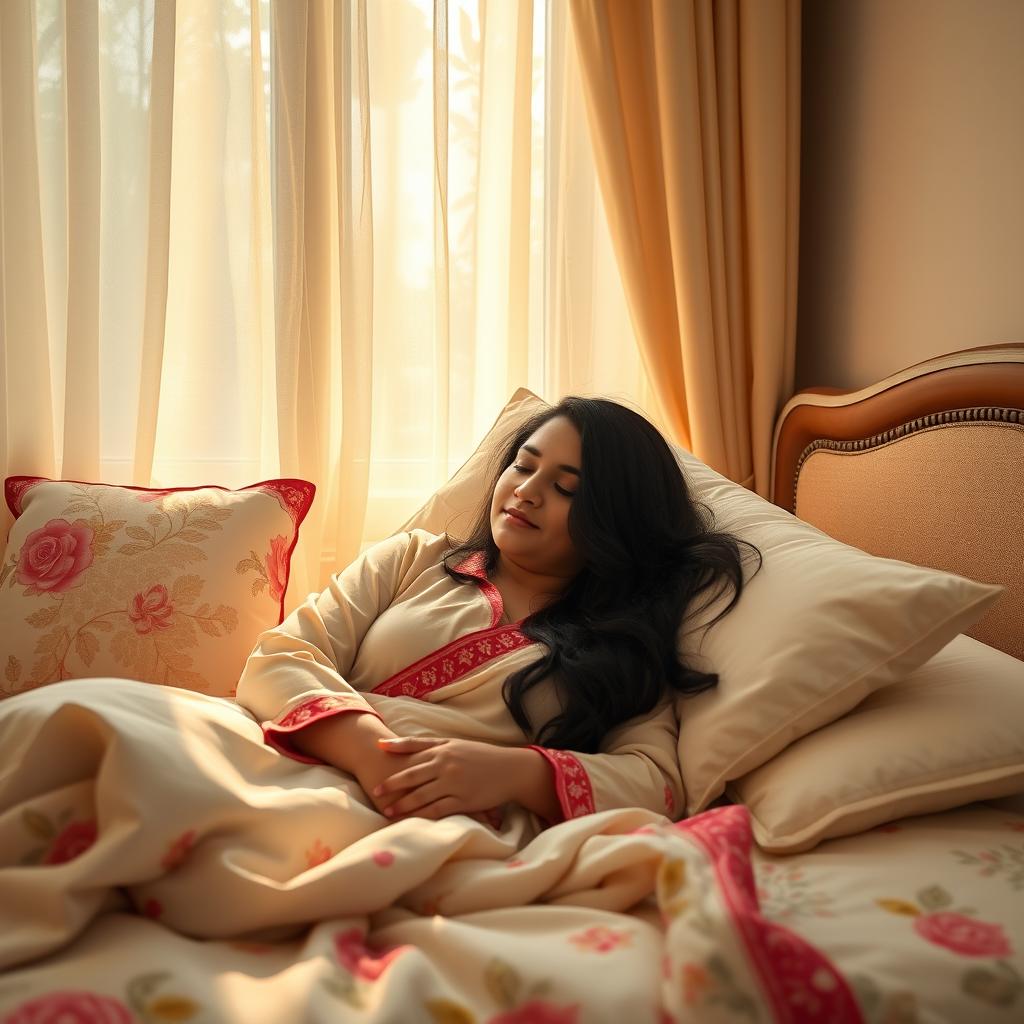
[235,529,684,821]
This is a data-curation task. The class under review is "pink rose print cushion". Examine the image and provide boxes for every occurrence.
[0,476,314,698]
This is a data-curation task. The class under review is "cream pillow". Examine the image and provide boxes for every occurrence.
[401,389,1003,812]
[728,633,1024,852]
[1,476,314,698]
[398,388,543,537]
[672,446,1001,812]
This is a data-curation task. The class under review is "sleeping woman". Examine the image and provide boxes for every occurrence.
[235,397,759,830]
[0,397,761,971]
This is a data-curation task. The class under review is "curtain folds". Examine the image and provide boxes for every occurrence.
[569,0,800,495]
[1,0,653,605]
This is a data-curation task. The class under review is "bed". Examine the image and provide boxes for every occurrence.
[0,345,1022,1023]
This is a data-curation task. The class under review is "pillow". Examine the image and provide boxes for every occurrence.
[728,633,1024,852]
[0,476,314,698]
[671,448,1001,813]
[400,388,1003,812]
[398,388,543,538]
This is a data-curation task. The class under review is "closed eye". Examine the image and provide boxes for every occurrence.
[511,464,575,497]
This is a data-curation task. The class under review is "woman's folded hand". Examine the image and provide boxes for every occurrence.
[373,736,560,822]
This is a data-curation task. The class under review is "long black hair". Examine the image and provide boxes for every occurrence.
[444,397,760,754]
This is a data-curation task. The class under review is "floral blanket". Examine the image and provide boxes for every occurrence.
[0,680,1021,1024]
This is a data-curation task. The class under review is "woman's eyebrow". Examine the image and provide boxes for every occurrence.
[520,444,580,476]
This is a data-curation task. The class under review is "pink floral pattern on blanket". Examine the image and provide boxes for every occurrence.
[16,809,98,867]
[915,912,1012,958]
[1,991,133,1024]
[568,926,633,953]
[876,881,1023,1010]
[44,820,98,866]
[334,928,410,981]
[673,806,864,1022]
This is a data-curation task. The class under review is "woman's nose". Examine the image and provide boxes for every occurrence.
[514,476,541,504]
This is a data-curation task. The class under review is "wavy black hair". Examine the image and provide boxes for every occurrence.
[443,397,761,754]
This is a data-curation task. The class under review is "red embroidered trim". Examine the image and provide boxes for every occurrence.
[528,746,596,821]
[265,695,381,764]
[453,550,504,627]
[4,475,315,526]
[673,806,863,1024]
[250,479,316,527]
[4,476,45,517]
[371,624,533,699]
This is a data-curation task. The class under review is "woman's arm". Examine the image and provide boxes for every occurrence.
[235,531,444,762]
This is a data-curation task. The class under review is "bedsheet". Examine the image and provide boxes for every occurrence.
[0,679,1021,1023]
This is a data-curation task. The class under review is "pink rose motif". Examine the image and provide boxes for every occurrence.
[306,839,332,869]
[128,584,175,635]
[1,991,134,1024]
[161,829,197,871]
[266,534,290,602]
[488,1002,580,1024]
[333,928,409,981]
[44,820,98,865]
[569,926,632,953]
[16,519,94,595]
[913,912,1013,958]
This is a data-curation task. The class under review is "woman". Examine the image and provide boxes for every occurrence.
[236,397,758,829]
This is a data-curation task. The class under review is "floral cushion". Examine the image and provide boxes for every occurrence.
[0,476,314,698]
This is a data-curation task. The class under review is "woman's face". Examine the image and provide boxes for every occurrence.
[490,415,584,579]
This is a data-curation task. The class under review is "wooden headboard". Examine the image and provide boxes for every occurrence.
[772,344,1024,661]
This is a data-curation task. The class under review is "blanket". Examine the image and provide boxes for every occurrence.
[0,678,888,1022]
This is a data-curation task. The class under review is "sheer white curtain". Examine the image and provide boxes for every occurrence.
[0,0,655,608]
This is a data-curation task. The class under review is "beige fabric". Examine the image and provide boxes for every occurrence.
[674,446,1002,813]
[752,804,1024,1022]
[730,634,1024,853]
[237,529,685,821]
[0,478,311,698]
[569,0,801,495]
[2,683,1023,1022]
[2,1,656,612]
[399,387,1004,815]
[795,422,1024,660]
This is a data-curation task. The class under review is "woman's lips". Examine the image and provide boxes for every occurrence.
[503,509,538,529]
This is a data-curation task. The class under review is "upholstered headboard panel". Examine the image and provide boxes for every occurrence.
[772,345,1024,661]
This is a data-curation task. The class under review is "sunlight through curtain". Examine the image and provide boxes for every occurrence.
[0,0,654,607]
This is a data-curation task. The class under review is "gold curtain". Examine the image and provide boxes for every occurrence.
[1,0,654,608]
[569,0,800,494]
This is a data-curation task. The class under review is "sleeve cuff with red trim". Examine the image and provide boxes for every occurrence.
[264,694,381,764]
[527,745,597,822]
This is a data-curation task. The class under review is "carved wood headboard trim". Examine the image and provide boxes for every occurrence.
[772,344,1024,511]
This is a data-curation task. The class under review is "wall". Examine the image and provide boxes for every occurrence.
[796,0,1024,390]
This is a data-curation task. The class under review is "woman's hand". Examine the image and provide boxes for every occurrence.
[371,737,522,820]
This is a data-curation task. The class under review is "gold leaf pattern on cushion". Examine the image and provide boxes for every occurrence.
[0,476,314,698]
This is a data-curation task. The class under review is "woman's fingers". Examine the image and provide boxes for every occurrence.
[373,763,434,798]
[384,782,445,818]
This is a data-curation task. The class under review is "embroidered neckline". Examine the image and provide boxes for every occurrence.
[453,550,507,628]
